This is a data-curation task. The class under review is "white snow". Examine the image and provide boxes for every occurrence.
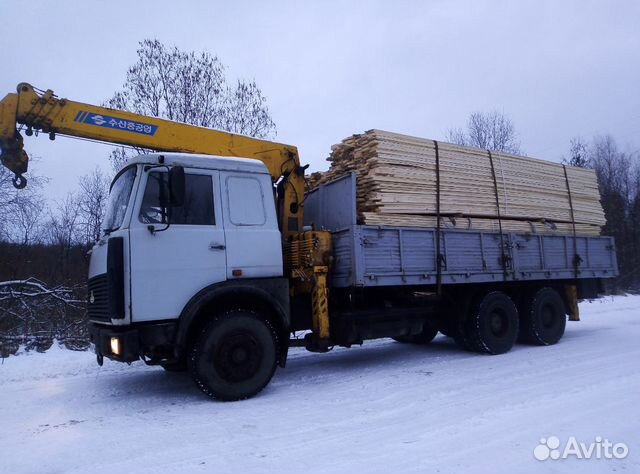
[1,295,638,473]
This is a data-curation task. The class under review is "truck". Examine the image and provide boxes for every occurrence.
[0,83,618,400]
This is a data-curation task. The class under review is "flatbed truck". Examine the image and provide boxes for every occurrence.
[0,83,618,400]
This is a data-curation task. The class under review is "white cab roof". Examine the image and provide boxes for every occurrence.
[125,153,270,174]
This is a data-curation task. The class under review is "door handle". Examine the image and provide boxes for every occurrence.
[209,242,226,250]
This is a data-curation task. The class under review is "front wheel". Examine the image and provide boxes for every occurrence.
[189,310,278,401]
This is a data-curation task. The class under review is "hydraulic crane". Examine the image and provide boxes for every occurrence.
[0,82,308,239]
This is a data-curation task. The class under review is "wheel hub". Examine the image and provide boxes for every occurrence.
[541,304,555,328]
[490,310,508,337]
[231,347,248,364]
[214,332,263,383]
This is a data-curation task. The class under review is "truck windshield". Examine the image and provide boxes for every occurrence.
[102,166,137,234]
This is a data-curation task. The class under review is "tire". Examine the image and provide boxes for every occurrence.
[160,360,188,372]
[520,287,566,345]
[393,322,438,344]
[465,291,519,355]
[189,310,278,401]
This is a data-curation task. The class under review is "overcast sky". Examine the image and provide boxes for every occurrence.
[1,0,639,201]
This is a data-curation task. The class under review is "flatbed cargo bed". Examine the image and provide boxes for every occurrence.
[305,173,618,288]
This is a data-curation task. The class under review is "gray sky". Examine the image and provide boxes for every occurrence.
[1,0,639,201]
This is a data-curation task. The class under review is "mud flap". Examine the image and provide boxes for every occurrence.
[565,284,580,321]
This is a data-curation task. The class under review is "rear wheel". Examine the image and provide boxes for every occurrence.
[465,291,519,354]
[189,310,278,401]
[393,322,438,344]
[520,287,566,345]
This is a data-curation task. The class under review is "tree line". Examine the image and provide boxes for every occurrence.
[0,164,108,355]
[565,135,640,289]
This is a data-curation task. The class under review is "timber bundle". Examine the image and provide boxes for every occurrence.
[307,129,606,235]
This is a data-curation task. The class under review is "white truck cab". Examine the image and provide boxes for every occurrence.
[88,153,291,399]
[89,153,283,324]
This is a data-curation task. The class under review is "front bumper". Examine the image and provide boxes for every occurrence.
[89,321,178,363]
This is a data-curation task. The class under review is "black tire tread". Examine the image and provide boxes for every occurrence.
[188,309,278,401]
[465,291,519,355]
[520,287,567,346]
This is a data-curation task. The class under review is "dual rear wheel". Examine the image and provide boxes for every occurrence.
[451,287,567,354]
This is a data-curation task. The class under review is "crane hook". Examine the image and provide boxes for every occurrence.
[12,173,27,189]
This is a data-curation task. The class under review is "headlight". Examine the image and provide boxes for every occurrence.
[110,336,122,356]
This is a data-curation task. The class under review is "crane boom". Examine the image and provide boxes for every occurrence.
[0,83,306,238]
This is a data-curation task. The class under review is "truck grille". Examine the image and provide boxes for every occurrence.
[87,274,110,322]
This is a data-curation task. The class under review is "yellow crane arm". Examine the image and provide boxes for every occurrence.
[0,83,306,237]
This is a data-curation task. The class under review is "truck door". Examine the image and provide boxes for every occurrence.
[220,171,283,279]
[129,169,226,322]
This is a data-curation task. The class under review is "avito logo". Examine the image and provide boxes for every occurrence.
[534,436,629,461]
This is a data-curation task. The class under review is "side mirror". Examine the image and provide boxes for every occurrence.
[169,166,185,206]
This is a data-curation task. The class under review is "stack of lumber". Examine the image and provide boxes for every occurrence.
[307,129,606,236]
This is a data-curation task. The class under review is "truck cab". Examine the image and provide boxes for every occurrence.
[88,154,291,399]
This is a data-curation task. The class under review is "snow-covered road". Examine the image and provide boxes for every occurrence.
[1,296,638,473]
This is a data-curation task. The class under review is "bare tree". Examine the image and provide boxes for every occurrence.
[219,80,277,139]
[0,160,47,243]
[4,192,46,245]
[41,192,85,285]
[563,137,591,168]
[0,166,17,237]
[590,135,632,199]
[106,39,277,171]
[45,192,82,249]
[77,167,110,244]
[447,110,521,154]
[586,134,640,289]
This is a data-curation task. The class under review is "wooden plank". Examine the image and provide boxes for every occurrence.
[307,129,605,236]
